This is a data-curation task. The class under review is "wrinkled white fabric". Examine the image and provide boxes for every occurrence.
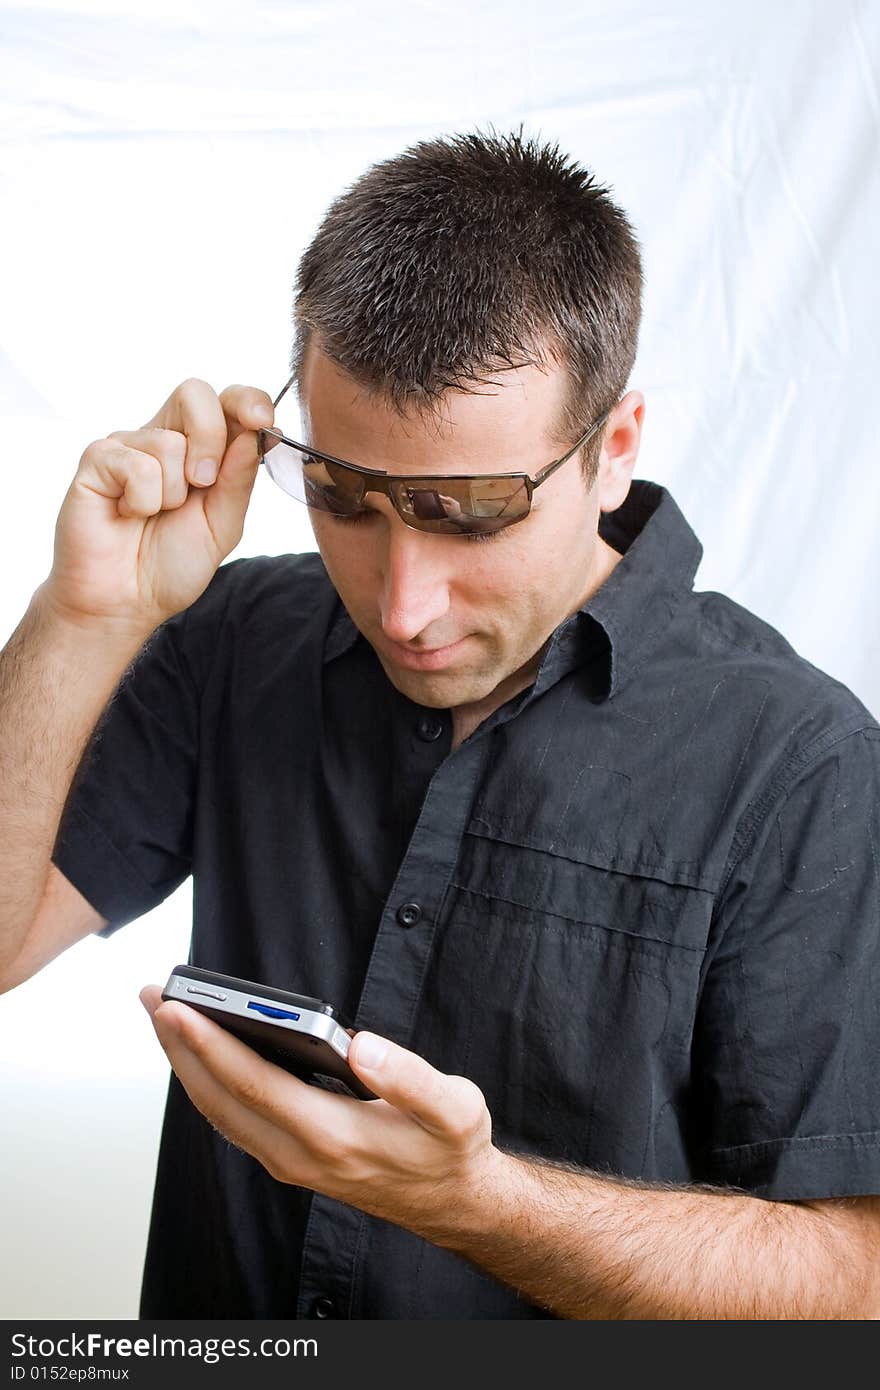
[0,0,877,1319]
[2,1,877,711]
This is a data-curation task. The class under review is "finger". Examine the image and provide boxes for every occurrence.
[348,1033,488,1141]
[79,439,169,520]
[141,994,302,1179]
[198,427,263,553]
[141,986,355,1141]
[139,984,163,1014]
[217,384,274,445]
[207,385,275,507]
[143,378,231,490]
[105,427,188,511]
[196,386,274,536]
[143,989,369,1185]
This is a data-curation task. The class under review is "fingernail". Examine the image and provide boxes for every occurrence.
[193,459,218,485]
[355,1033,387,1070]
[139,988,156,1018]
[252,405,273,427]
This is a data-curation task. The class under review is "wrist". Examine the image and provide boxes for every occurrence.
[31,581,155,656]
[424,1145,529,1251]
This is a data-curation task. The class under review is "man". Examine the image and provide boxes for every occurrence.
[1,130,878,1319]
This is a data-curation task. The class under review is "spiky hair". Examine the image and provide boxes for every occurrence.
[291,128,643,481]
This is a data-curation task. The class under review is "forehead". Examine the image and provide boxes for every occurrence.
[299,343,570,474]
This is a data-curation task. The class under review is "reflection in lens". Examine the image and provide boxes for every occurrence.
[402,488,458,522]
[262,439,532,536]
[389,477,529,533]
[466,477,530,520]
[262,438,308,503]
[262,440,367,514]
[303,455,365,514]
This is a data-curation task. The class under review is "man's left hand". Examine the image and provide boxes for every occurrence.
[139,985,505,1243]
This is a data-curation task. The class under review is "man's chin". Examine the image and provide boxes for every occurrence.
[375,653,489,710]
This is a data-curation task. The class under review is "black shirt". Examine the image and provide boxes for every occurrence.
[51,480,880,1319]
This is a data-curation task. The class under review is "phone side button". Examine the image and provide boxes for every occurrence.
[185,986,228,1001]
[247,1002,302,1021]
[311,1297,336,1319]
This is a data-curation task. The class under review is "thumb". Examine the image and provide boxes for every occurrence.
[349,1032,489,1141]
[201,427,261,552]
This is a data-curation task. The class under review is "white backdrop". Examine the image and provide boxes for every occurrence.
[1,0,878,1319]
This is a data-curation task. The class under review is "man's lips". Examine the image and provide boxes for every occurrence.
[378,635,470,672]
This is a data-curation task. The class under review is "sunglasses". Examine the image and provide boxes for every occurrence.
[257,373,613,537]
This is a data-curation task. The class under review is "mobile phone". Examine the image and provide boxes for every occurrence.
[408,488,449,520]
[161,964,376,1100]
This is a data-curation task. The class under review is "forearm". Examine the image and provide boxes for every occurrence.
[433,1150,877,1319]
[0,583,148,972]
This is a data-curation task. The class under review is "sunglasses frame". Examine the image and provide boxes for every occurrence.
[257,372,614,534]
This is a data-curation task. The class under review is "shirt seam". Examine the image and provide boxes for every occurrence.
[710,1130,880,1157]
[465,824,716,887]
[697,607,796,663]
[716,719,879,901]
[613,587,689,698]
[452,881,707,952]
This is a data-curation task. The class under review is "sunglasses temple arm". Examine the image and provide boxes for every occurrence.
[532,408,613,488]
[272,373,297,409]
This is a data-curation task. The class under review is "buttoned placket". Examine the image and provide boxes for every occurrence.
[294,606,614,1317]
[294,721,492,1317]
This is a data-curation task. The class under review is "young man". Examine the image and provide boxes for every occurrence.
[1,131,878,1319]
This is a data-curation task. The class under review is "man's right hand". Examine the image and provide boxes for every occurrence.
[40,378,275,638]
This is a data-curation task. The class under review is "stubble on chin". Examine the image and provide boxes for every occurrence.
[373,646,501,712]
[376,661,471,710]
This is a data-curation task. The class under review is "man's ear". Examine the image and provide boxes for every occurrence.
[595,391,645,513]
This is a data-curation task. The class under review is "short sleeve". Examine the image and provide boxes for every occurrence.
[693,726,880,1199]
[51,608,200,937]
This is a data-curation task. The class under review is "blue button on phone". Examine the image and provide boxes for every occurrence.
[247,1002,301,1021]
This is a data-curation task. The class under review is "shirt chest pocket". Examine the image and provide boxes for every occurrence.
[417,828,712,1178]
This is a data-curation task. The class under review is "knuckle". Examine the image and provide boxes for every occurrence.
[220,382,272,417]
[231,1072,265,1113]
[127,449,161,479]
[153,428,187,466]
[446,1077,487,1139]
[178,380,226,435]
[305,1121,337,1166]
[178,376,213,397]
[79,436,113,465]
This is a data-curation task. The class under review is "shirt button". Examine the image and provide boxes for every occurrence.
[416,714,444,742]
[312,1296,336,1318]
[396,901,422,928]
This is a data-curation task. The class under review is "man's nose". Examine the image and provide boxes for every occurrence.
[378,522,453,645]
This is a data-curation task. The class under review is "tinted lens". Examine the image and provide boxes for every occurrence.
[260,434,366,514]
[259,428,533,534]
[260,432,306,502]
[390,476,531,534]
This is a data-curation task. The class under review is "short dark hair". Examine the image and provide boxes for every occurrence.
[291,128,643,483]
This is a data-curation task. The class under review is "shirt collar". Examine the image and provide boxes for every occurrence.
[323,480,703,702]
[534,480,704,700]
[324,595,360,665]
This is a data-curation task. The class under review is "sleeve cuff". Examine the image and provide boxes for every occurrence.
[706,1131,880,1200]
[52,801,172,937]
